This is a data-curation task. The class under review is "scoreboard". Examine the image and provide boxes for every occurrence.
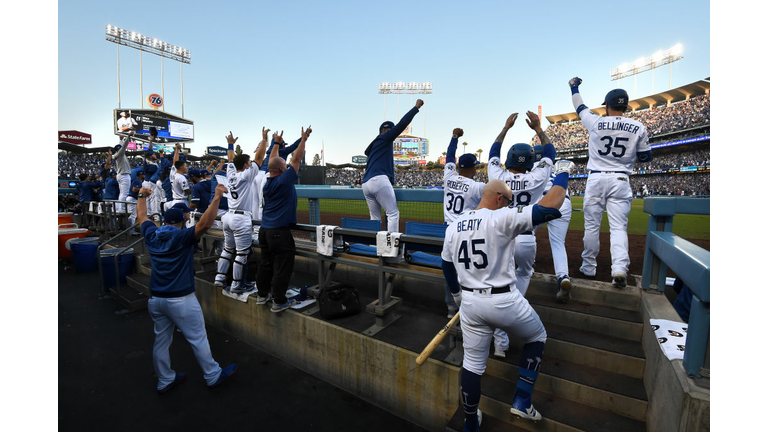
[114,109,194,143]
[393,137,429,157]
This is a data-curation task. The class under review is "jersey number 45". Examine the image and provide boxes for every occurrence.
[458,239,488,270]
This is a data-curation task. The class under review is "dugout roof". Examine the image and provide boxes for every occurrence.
[545,78,710,125]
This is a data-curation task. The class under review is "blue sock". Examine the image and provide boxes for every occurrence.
[461,368,482,432]
[514,341,544,400]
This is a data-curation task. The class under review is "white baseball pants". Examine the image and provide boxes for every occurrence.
[362,175,400,233]
[581,173,633,276]
[215,212,253,286]
[459,288,547,375]
[117,174,130,212]
[514,234,537,297]
[547,198,572,279]
[148,293,222,389]
[126,196,138,231]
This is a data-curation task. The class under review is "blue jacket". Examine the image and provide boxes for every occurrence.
[261,138,302,172]
[141,222,197,298]
[362,106,420,184]
[104,177,120,200]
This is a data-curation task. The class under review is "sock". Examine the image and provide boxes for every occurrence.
[461,368,481,432]
[514,341,544,400]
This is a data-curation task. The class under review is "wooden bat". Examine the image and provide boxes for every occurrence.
[415,312,460,366]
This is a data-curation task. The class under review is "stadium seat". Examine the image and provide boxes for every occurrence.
[340,218,380,256]
[403,222,446,268]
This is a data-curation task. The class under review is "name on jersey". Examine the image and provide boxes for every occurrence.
[456,218,482,232]
[597,121,640,134]
[505,179,529,191]
[446,179,469,192]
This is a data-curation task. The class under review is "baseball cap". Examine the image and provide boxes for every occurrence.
[199,169,210,177]
[110,170,117,176]
[188,169,201,178]
[458,154,480,168]
[171,202,192,213]
[164,208,185,225]
[379,121,395,132]
[135,169,144,175]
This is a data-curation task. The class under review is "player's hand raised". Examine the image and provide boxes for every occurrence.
[302,125,312,140]
[415,99,424,108]
[504,113,519,129]
[273,130,284,145]
[452,128,464,138]
[568,77,582,88]
[139,187,153,196]
[525,111,541,131]
[262,127,270,141]
[226,132,238,145]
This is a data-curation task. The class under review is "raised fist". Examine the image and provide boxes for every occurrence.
[452,128,464,138]
[553,159,575,176]
[415,99,424,108]
[568,77,582,88]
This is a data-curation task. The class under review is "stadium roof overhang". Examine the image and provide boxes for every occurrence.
[546,78,710,125]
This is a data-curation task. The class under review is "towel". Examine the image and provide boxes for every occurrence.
[215,175,232,199]
[649,319,688,361]
[376,231,401,257]
[316,225,340,256]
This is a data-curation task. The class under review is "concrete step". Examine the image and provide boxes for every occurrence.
[126,273,151,297]
[484,346,647,421]
[445,407,510,432]
[476,374,646,432]
[527,273,642,312]
[108,283,148,310]
[532,301,643,343]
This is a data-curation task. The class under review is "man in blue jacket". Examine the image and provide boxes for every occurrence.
[136,183,237,393]
[362,99,423,232]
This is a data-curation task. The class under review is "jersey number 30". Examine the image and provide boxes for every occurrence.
[446,192,465,214]
[458,239,488,270]
[597,136,628,157]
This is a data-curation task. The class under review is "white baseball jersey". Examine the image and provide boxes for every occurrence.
[488,157,553,209]
[578,110,650,172]
[441,206,534,289]
[170,166,190,200]
[443,162,485,224]
[117,116,138,131]
[224,162,259,212]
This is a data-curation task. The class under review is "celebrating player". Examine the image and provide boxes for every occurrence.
[442,127,485,318]
[164,144,191,211]
[254,133,302,221]
[112,134,132,213]
[362,99,423,232]
[256,126,310,312]
[568,77,652,287]
[442,159,575,430]
[213,129,268,294]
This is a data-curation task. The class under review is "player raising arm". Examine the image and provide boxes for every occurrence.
[569,77,652,287]
[441,159,575,430]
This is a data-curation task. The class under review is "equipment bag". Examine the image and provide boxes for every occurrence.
[319,285,361,319]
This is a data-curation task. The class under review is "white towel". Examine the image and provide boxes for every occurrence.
[97,203,104,214]
[376,231,401,257]
[649,319,688,361]
[89,202,95,212]
[316,225,340,256]
[215,175,232,199]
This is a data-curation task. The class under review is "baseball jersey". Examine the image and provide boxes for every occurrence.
[578,110,650,172]
[170,166,190,200]
[129,178,142,199]
[104,177,119,200]
[141,221,197,298]
[224,162,259,212]
[117,116,138,131]
[191,179,212,213]
[488,154,553,209]
[363,106,420,184]
[443,138,484,224]
[76,181,94,202]
[441,206,534,289]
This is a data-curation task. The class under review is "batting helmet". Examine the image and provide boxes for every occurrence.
[505,144,535,171]
[603,89,629,111]
[533,145,544,162]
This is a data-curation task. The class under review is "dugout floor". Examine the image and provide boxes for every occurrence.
[58,265,428,432]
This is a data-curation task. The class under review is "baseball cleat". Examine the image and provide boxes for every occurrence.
[493,348,506,359]
[271,298,299,313]
[242,281,257,291]
[209,364,237,388]
[463,408,482,432]
[157,372,186,394]
[255,293,272,305]
[579,266,596,277]
[612,272,627,288]
[214,280,225,289]
[510,396,542,422]
[556,276,572,303]
[229,283,247,294]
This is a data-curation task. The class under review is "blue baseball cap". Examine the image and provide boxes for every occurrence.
[199,169,210,177]
[171,202,192,213]
[164,208,185,225]
[188,169,201,178]
[109,170,117,176]
[135,169,144,176]
[458,154,480,168]
[379,121,395,132]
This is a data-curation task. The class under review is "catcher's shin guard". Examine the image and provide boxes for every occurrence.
[215,247,236,283]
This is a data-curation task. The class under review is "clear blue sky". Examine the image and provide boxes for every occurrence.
[58,0,710,163]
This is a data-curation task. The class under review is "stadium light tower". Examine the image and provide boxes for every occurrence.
[610,44,683,97]
[379,82,433,138]
[105,25,192,116]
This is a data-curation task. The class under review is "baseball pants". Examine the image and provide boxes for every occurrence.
[117,174,130,212]
[215,212,253,287]
[362,175,400,233]
[148,293,223,389]
[581,173,633,277]
[459,288,547,375]
[514,233,537,297]
[125,196,138,231]
[253,171,267,220]
[547,197,572,279]
[256,227,296,305]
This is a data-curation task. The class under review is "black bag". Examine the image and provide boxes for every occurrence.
[319,285,361,319]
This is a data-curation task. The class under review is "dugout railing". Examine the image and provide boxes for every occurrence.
[641,197,710,378]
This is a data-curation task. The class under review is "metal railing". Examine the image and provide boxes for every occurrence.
[642,197,710,378]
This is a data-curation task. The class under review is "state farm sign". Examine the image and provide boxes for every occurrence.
[59,130,92,145]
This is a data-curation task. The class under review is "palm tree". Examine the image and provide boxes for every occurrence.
[476,148,483,162]
[462,142,468,154]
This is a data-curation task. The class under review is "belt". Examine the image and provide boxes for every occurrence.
[590,170,630,176]
[228,210,251,215]
[520,231,533,235]
[461,286,511,294]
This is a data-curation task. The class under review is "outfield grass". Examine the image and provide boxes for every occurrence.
[299,196,710,241]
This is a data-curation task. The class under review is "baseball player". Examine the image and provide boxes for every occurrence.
[164,144,191,212]
[362,99,423,232]
[112,134,132,213]
[213,129,268,294]
[142,164,161,218]
[488,112,555,298]
[254,135,302,220]
[116,111,138,133]
[541,162,574,302]
[442,160,575,430]
[568,77,652,287]
[126,168,145,235]
[442,127,485,318]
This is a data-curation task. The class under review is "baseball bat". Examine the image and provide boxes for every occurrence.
[415,312,460,366]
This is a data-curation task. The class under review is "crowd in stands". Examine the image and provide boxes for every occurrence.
[532,93,710,150]
[569,173,710,197]
[58,152,209,179]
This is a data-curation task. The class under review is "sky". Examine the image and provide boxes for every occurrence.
[56,0,711,164]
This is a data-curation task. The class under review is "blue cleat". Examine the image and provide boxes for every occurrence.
[209,364,237,388]
[157,372,186,394]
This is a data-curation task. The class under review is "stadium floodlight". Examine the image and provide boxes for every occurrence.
[378,81,433,95]
[105,25,191,64]
[610,44,683,82]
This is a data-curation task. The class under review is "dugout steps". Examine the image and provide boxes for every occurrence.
[118,247,651,431]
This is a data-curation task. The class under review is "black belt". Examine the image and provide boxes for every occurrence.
[590,170,630,175]
[229,210,250,215]
[461,286,511,294]
[520,231,533,235]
